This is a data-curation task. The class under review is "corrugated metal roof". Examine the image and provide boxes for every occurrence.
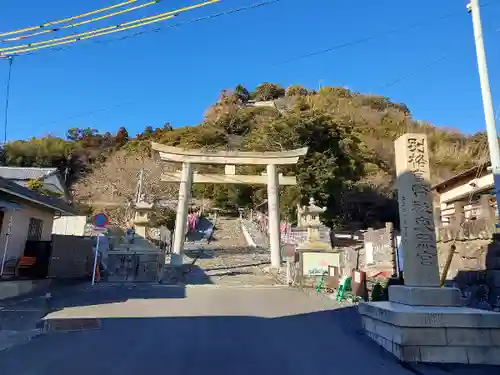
[0,167,58,180]
[0,176,75,214]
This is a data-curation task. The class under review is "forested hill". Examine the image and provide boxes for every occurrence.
[2,83,487,228]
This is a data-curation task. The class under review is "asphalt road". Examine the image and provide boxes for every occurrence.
[0,284,490,375]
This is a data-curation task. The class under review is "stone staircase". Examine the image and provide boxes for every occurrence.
[209,217,248,250]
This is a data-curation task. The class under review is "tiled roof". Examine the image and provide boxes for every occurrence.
[0,176,75,215]
[0,167,58,181]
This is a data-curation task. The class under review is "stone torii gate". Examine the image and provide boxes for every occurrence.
[151,142,308,268]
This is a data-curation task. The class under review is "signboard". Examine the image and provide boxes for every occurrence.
[365,241,374,264]
[92,213,109,228]
[282,244,296,261]
[301,251,340,276]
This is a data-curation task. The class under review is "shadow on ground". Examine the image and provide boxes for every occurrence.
[0,303,496,375]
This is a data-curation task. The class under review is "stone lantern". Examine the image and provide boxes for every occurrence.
[133,196,154,239]
[296,198,333,251]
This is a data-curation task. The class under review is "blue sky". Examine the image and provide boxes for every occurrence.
[0,0,499,141]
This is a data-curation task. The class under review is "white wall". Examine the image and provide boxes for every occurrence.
[0,203,55,261]
[52,216,87,236]
[439,173,494,204]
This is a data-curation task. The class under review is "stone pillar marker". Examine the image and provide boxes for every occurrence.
[394,133,439,287]
[390,133,461,306]
[357,133,500,366]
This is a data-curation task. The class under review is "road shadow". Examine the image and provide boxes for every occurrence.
[1,303,496,374]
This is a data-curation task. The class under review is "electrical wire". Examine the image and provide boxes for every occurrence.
[2,14,175,57]
[271,1,499,67]
[2,0,282,59]
[0,0,140,38]
[376,13,500,92]
[1,0,164,45]
[0,0,219,56]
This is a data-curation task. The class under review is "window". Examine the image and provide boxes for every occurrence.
[28,218,43,241]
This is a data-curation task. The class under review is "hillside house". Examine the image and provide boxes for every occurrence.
[0,176,75,275]
[0,167,69,201]
[432,162,496,226]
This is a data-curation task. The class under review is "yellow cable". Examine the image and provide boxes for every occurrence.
[0,0,219,53]
[0,0,138,37]
[61,1,157,29]
[81,15,175,40]
[1,14,178,56]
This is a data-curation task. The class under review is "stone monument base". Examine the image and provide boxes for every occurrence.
[388,285,463,307]
[358,300,500,365]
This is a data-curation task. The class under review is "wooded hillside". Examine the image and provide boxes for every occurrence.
[2,83,487,229]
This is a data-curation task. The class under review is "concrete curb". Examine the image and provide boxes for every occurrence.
[0,280,52,301]
[0,329,43,352]
[240,220,257,248]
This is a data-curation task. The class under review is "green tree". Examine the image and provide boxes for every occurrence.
[285,85,308,97]
[254,83,285,101]
[115,127,129,147]
[235,84,250,102]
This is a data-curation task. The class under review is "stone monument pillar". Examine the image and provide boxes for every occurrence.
[390,134,460,305]
[394,133,440,287]
[171,162,193,266]
[358,133,500,365]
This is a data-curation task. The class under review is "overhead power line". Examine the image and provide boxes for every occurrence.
[272,1,499,67]
[0,0,219,56]
[0,0,141,38]
[3,0,283,59]
[2,0,163,43]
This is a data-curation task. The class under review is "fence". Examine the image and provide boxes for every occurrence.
[48,235,94,279]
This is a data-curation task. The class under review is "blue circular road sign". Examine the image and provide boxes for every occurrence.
[92,213,109,228]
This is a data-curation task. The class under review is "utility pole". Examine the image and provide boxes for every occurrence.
[136,168,144,203]
[3,57,13,145]
[468,0,500,220]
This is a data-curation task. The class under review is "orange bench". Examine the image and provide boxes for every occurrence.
[15,256,37,276]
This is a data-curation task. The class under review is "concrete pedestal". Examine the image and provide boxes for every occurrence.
[388,285,462,307]
[359,300,500,365]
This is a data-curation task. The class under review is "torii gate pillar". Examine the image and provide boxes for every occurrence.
[266,164,281,267]
[171,162,193,266]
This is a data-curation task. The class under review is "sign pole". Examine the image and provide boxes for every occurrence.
[91,235,100,286]
[90,212,108,286]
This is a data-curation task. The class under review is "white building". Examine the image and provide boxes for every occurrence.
[0,176,75,273]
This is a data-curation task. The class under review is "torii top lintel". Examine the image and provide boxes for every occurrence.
[150,142,308,165]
